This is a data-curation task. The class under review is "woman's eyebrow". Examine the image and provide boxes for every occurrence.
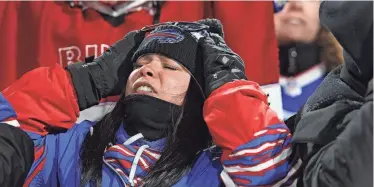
[137,55,153,64]
[160,56,182,67]
[142,55,153,62]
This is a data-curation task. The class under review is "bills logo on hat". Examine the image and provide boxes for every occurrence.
[132,24,198,73]
[144,29,185,44]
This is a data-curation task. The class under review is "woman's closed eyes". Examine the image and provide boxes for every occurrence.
[133,62,179,71]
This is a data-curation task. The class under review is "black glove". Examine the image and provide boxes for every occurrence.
[66,30,145,110]
[197,18,224,38]
[199,31,247,97]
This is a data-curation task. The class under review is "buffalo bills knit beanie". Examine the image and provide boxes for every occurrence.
[131,24,200,74]
[131,19,225,98]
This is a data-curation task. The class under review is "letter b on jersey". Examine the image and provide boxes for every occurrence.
[58,46,82,67]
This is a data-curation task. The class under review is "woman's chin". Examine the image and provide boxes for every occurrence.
[130,91,157,98]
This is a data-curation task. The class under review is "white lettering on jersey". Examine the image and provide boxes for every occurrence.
[86,44,98,58]
[58,46,82,67]
[59,44,109,67]
[101,44,110,54]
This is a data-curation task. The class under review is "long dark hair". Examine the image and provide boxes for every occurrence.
[79,74,211,186]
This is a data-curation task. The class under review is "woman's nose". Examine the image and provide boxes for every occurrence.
[139,61,161,78]
[140,65,154,77]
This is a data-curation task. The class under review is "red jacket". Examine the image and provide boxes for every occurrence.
[0,1,279,90]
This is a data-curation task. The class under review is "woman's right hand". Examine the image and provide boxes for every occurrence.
[66,30,145,110]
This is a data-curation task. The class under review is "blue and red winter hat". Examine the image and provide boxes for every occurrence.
[131,21,213,75]
[131,19,224,92]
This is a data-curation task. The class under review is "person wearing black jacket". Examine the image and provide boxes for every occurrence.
[287,1,373,187]
[0,123,34,187]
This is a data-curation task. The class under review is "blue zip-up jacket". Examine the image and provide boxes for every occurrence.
[1,65,299,186]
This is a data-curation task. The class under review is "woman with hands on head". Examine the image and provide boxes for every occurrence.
[1,19,297,186]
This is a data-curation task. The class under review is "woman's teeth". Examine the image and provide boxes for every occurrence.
[288,19,302,25]
[136,86,153,93]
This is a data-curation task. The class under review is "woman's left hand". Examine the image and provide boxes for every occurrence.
[199,32,247,97]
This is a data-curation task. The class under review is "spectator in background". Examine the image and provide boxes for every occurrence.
[273,0,343,119]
